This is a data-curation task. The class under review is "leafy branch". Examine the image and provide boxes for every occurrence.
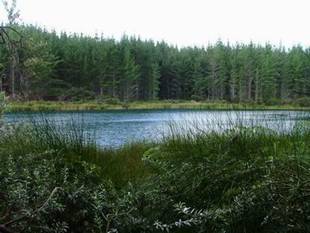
[0,187,62,233]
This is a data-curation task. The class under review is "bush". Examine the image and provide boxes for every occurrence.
[60,87,96,101]
[264,98,282,106]
[102,97,121,105]
[95,96,125,105]
[296,97,310,107]
[0,150,109,233]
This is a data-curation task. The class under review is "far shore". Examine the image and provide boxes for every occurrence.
[5,100,310,113]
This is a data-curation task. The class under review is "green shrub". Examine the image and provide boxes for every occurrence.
[103,97,122,105]
[0,150,111,233]
[296,97,310,107]
[264,98,282,106]
[61,87,96,101]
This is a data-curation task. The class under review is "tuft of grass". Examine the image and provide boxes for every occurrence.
[82,142,153,187]
[0,118,152,187]
[0,117,94,155]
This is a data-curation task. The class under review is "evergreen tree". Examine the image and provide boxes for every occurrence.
[120,46,140,101]
[0,23,309,104]
[1,0,21,99]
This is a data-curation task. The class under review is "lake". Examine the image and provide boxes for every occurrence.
[4,110,310,147]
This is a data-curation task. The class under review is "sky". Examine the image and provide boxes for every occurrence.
[0,0,309,48]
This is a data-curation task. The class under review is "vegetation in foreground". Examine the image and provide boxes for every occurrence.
[1,98,310,233]
[6,99,310,112]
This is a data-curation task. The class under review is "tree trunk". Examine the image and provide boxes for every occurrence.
[247,76,252,101]
[10,56,16,99]
[255,69,260,103]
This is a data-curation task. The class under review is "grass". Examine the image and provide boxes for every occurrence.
[0,118,152,187]
[6,100,310,112]
[0,114,310,232]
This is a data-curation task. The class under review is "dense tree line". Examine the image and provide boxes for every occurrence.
[0,25,309,103]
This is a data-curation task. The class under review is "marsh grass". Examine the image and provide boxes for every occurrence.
[0,116,95,156]
[1,111,310,232]
[1,111,309,186]
[162,111,310,157]
[0,115,152,186]
[143,115,310,232]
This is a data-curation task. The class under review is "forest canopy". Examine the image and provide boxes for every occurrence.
[0,25,309,104]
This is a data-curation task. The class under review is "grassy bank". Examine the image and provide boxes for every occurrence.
[0,118,310,232]
[6,100,310,112]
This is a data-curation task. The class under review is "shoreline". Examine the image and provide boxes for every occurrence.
[5,100,310,112]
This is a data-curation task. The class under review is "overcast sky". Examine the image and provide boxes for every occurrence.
[0,0,309,47]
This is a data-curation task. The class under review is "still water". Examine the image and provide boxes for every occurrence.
[4,110,310,147]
